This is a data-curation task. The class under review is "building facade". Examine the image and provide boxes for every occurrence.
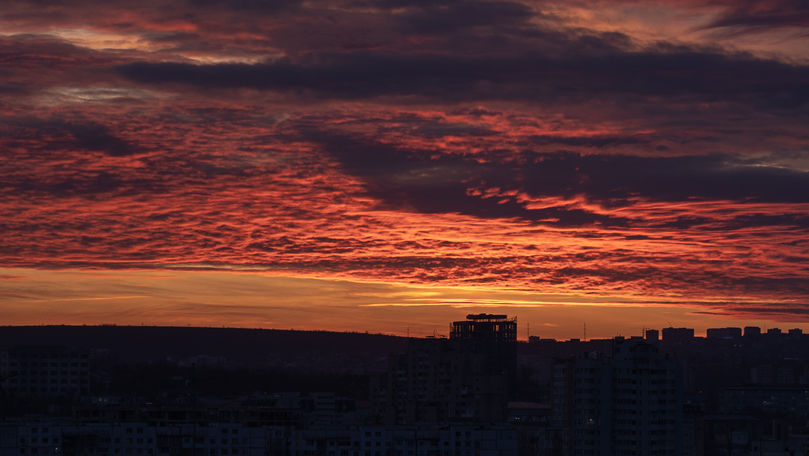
[372,314,517,425]
[553,337,684,456]
[1,346,90,397]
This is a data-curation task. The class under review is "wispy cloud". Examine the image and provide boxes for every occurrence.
[1,0,808,327]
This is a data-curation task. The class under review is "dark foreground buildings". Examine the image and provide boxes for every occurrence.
[2,321,809,455]
[372,314,517,424]
[553,337,683,456]
[1,346,91,397]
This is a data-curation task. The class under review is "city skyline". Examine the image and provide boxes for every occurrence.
[4,313,809,454]
[1,0,809,338]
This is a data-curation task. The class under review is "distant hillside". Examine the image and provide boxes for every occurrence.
[0,325,408,369]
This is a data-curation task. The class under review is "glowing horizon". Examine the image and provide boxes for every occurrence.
[2,268,807,340]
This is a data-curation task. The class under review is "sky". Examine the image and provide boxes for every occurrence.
[1,0,808,339]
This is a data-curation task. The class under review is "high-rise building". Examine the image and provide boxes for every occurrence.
[450,313,517,344]
[661,327,694,344]
[553,337,684,456]
[372,314,517,425]
[450,313,517,382]
[743,326,761,337]
[706,327,742,340]
[1,346,91,397]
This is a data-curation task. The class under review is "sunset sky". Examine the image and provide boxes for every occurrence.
[1,0,808,338]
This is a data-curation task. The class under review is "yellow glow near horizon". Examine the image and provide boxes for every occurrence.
[2,268,806,340]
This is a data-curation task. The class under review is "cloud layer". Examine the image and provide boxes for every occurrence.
[1,0,808,323]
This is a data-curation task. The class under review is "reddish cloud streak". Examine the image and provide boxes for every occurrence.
[1,0,808,328]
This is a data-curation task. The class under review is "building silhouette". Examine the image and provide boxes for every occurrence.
[706,327,742,340]
[450,314,517,384]
[4,323,809,455]
[661,327,694,345]
[553,337,683,456]
[372,314,517,425]
[1,346,90,397]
